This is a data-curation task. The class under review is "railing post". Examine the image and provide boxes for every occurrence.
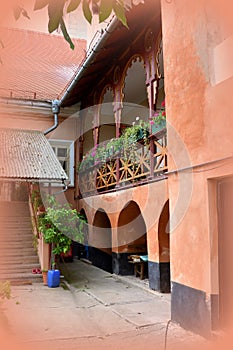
[116,157,120,187]
[149,136,155,178]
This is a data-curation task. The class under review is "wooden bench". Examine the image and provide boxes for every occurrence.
[128,255,148,280]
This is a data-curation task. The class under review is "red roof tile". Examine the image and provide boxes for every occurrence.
[0,27,86,100]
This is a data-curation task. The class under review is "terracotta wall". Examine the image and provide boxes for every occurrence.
[162,0,233,168]
[0,104,54,131]
[161,0,233,295]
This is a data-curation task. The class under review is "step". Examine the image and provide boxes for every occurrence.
[0,221,32,230]
[0,272,42,284]
[0,240,35,248]
[0,249,38,256]
[0,264,41,274]
[0,210,31,217]
[0,256,39,264]
[0,232,34,238]
[0,215,32,220]
[0,223,32,228]
[1,228,33,233]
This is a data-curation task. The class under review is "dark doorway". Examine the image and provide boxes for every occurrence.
[158,200,170,293]
[91,208,112,273]
[217,178,233,329]
[114,201,147,275]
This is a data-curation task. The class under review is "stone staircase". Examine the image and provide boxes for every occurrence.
[0,201,42,285]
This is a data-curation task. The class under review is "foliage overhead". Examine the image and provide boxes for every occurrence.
[14,0,133,49]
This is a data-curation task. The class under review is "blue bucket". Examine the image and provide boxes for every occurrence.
[47,269,60,288]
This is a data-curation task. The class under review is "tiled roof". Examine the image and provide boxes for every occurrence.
[0,27,86,100]
[0,128,68,180]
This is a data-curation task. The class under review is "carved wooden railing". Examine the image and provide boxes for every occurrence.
[78,130,167,196]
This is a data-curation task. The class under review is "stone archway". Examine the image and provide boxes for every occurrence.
[158,200,170,292]
[99,86,115,144]
[113,201,147,275]
[90,208,112,273]
[148,200,170,293]
[120,56,149,131]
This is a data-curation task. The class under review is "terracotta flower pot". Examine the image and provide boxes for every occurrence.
[42,271,48,286]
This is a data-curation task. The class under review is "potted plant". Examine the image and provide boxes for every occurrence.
[121,118,149,162]
[150,99,166,134]
[38,195,86,287]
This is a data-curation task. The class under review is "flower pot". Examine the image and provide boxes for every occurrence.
[136,128,149,141]
[151,119,166,134]
[42,271,48,286]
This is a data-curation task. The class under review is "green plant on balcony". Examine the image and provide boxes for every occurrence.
[121,118,149,160]
[78,118,150,172]
[150,100,166,133]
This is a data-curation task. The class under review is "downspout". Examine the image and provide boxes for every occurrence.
[43,99,69,193]
[44,99,60,135]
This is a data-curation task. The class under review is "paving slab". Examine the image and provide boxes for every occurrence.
[0,259,208,350]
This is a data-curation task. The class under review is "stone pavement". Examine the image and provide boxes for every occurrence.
[0,259,208,350]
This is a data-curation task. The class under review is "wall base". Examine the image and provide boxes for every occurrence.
[148,261,170,293]
[171,281,212,337]
[89,247,112,273]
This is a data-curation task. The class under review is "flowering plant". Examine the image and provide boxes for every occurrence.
[78,117,150,172]
[150,99,166,126]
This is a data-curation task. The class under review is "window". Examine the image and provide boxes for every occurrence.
[49,140,75,186]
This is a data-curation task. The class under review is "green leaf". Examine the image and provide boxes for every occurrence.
[67,0,81,13]
[48,0,65,33]
[14,6,30,21]
[21,9,30,20]
[113,0,128,28]
[60,18,75,49]
[82,0,92,24]
[99,0,113,23]
[34,0,50,11]
[14,6,22,21]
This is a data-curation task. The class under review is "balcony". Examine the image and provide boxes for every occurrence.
[78,126,167,197]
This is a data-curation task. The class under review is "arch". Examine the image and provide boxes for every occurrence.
[114,201,147,275]
[98,85,115,144]
[121,55,149,126]
[90,208,112,273]
[158,200,170,261]
[157,200,170,293]
[121,54,145,90]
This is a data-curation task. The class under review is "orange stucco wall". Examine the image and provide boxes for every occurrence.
[0,103,54,131]
[161,0,233,294]
[162,0,233,168]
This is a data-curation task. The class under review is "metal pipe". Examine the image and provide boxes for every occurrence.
[44,99,60,135]
[60,16,119,107]
[51,180,70,196]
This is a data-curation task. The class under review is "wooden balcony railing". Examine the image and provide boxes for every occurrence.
[78,130,167,196]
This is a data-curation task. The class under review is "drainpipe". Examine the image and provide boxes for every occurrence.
[44,99,60,135]
[43,99,69,193]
